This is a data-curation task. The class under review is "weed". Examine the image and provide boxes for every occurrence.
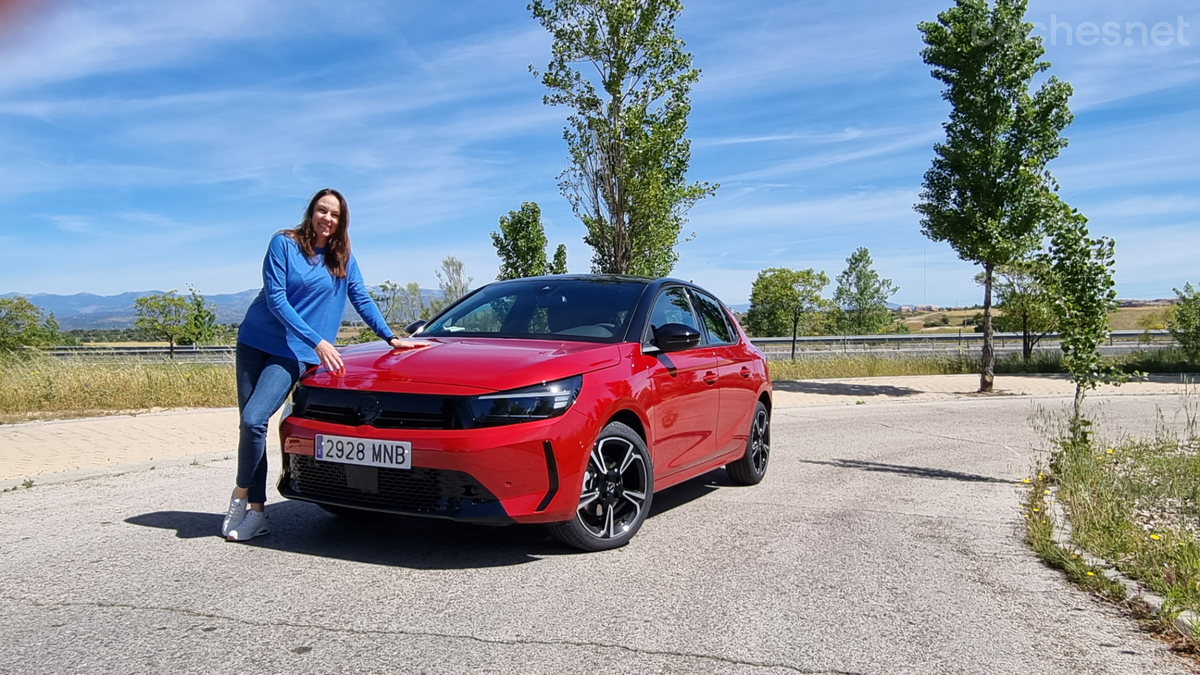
[1028,387,1200,644]
[21,478,34,489]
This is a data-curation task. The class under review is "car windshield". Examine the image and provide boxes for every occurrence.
[420,278,648,343]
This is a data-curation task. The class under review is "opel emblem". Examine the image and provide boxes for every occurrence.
[355,396,381,425]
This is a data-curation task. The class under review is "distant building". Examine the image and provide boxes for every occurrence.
[1117,299,1177,308]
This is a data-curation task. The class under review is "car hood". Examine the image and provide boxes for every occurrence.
[304,338,625,394]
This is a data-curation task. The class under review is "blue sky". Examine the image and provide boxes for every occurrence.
[0,0,1196,307]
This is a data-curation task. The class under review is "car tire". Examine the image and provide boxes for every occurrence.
[725,401,770,485]
[549,421,653,552]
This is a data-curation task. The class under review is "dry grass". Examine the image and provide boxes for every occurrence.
[1108,306,1173,332]
[0,355,236,424]
[764,351,1079,380]
[767,353,980,379]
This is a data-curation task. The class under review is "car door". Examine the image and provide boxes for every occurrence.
[691,290,760,457]
[642,286,719,478]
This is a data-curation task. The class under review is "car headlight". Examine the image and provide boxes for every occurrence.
[468,375,582,427]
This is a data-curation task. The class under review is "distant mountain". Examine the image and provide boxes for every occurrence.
[2,288,441,330]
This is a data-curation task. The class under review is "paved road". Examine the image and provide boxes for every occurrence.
[1,384,1197,673]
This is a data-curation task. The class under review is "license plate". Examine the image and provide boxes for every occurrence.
[314,434,412,470]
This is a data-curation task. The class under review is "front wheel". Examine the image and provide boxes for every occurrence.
[725,401,770,485]
[549,421,653,552]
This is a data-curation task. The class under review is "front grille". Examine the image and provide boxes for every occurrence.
[303,403,359,426]
[292,386,469,430]
[286,454,500,517]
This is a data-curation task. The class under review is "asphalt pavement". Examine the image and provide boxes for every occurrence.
[0,375,1198,674]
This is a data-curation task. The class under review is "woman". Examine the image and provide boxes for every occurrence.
[223,188,423,542]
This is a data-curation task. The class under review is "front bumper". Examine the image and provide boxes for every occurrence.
[277,406,595,524]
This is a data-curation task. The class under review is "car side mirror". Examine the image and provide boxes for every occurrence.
[404,320,427,336]
[653,323,702,353]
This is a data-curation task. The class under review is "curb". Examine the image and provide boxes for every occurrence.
[0,450,235,493]
[1047,488,1200,640]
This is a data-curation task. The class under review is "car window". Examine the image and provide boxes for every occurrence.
[421,278,645,342]
[434,295,517,334]
[691,291,736,345]
[646,287,700,342]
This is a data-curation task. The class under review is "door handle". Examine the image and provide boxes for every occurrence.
[703,371,718,385]
[740,367,752,379]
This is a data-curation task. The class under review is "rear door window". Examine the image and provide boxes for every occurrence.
[691,291,736,345]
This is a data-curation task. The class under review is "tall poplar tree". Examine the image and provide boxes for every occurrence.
[916,0,1073,392]
[530,0,716,277]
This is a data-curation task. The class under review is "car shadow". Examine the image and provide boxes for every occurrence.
[648,469,735,517]
[125,473,736,568]
[798,458,1013,484]
[773,380,923,397]
[126,503,560,569]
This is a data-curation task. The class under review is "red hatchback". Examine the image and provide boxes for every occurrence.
[277,275,771,550]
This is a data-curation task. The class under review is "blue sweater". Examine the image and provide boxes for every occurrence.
[238,233,392,364]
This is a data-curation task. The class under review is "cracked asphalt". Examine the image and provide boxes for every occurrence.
[1,392,1197,674]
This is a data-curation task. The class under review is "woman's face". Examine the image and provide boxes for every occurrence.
[312,194,341,247]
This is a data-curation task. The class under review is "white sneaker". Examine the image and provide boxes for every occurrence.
[221,490,248,538]
[227,509,269,542]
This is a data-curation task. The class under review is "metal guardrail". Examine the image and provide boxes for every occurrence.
[747,330,1177,361]
[38,344,236,363]
[32,329,1177,364]
[747,329,1171,346]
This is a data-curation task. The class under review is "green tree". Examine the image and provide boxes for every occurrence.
[1040,207,1128,419]
[745,268,830,357]
[178,285,218,346]
[916,0,1074,392]
[492,202,548,279]
[833,248,898,336]
[531,0,716,277]
[133,291,189,357]
[1169,283,1200,363]
[0,296,63,353]
[979,261,1056,360]
[551,244,569,274]
[491,202,570,280]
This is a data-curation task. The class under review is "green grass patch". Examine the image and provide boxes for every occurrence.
[1028,392,1200,643]
[0,354,236,423]
[1022,469,1128,601]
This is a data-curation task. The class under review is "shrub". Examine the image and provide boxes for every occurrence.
[1169,283,1200,363]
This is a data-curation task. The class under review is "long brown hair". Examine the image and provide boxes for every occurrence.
[284,188,351,278]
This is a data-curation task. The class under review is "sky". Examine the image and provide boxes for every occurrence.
[0,0,1196,307]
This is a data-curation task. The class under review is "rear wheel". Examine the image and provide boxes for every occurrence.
[726,401,770,485]
[549,421,653,552]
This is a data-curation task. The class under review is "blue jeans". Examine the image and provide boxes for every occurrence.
[235,342,305,504]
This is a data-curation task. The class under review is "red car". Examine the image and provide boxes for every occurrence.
[277,275,771,551]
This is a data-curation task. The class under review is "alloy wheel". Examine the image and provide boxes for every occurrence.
[576,436,649,540]
[748,408,770,474]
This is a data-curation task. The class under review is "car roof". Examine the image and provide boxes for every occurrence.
[486,274,717,298]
